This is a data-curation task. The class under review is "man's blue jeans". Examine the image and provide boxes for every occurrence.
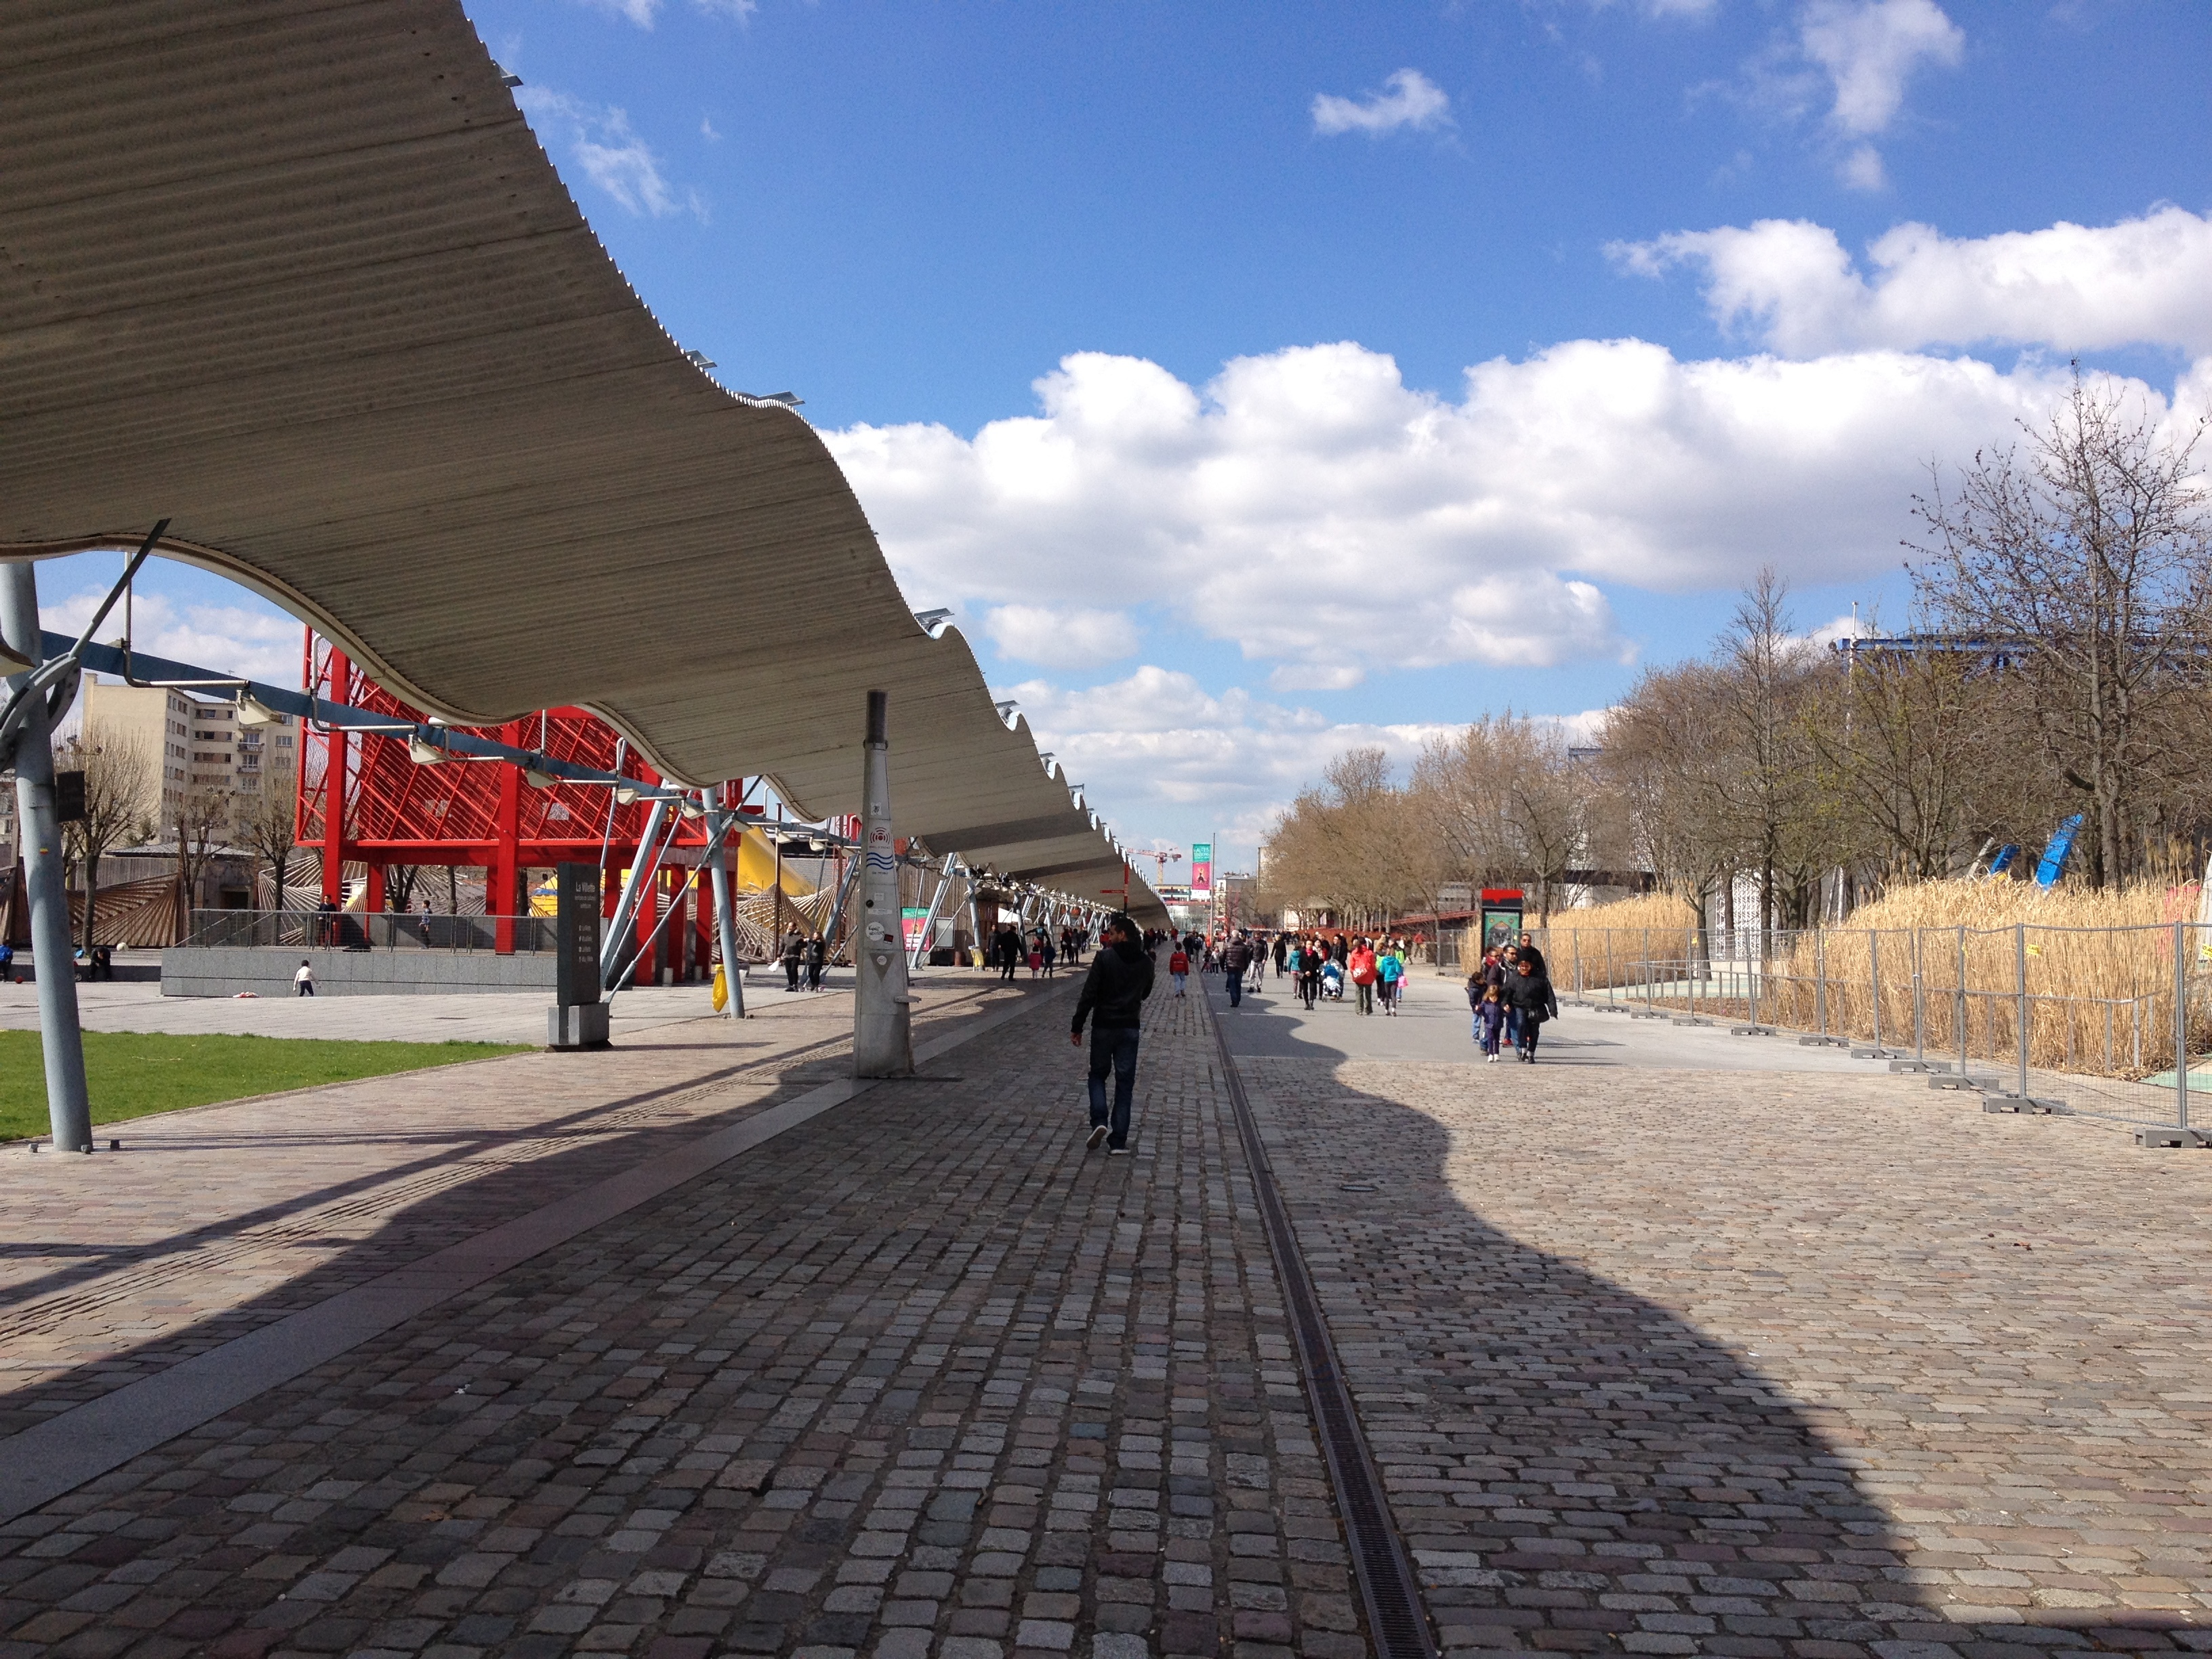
[1088,1025,1141,1147]
[1225,972,1243,1008]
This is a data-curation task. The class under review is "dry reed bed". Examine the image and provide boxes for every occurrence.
[1536,882,2208,1081]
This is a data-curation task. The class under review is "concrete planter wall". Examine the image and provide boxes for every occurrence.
[161,947,558,998]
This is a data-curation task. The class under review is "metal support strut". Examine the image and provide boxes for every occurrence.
[710,782,747,1018]
[1,562,93,1151]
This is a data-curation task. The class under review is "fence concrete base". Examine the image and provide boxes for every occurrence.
[7,956,163,984]
[161,947,557,998]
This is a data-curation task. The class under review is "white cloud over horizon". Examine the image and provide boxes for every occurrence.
[1311,69,1452,138]
[1001,665,1464,856]
[41,587,306,688]
[1616,205,2212,357]
[518,88,704,220]
[832,329,2179,680]
[982,604,1141,669]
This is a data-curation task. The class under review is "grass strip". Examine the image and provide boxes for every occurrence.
[0,1029,529,1142]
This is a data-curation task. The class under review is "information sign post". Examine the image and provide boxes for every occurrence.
[550,861,611,1050]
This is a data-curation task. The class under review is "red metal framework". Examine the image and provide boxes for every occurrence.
[297,634,742,972]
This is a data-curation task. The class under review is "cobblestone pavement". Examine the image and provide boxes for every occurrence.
[0,977,1033,1438]
[1237,1034,2212,1658]
[0,979,1367,1659]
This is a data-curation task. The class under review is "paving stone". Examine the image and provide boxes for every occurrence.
[0,982,1358,1656]
[1229,972,2212,1659]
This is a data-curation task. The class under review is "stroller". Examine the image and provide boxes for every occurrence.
[1319,959,1345,1001]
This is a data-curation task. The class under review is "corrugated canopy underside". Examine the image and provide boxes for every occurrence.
[0,0,1162,924]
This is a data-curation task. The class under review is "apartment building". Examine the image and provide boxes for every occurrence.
[79,680,298,831]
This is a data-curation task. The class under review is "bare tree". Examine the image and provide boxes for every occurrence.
[57,723,155,947]
[1715,570,1830,930]
[1802,635,1991,884]
[1910,373,2212,886]
[1600,663,1740,919]
[236,784,298,911]
[172,786,235,936]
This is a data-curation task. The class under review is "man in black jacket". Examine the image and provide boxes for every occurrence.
[1071,914,1155,1154]
[1221,931,1254,1008]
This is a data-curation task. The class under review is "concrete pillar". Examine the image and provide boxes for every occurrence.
[853,691,912,1078]
[0,562,92,1151]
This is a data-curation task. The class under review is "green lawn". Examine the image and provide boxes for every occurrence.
[0,1030,530,1142]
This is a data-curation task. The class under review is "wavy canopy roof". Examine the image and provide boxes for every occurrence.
[0,0,1161,924]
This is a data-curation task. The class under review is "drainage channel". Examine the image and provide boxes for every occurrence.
[1206,1000,1439,1659]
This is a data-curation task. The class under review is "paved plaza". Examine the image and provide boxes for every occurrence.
[1,966,2209,1658]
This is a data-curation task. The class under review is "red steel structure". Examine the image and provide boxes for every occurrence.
[297,634,745,977]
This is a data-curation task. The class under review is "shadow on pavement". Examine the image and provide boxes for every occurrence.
[1203,971,2201,1656]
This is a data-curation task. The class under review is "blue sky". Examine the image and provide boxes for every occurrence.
[46,0,2212,876]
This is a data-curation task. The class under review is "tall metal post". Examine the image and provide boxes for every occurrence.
[1,562,92,1151]
[1748,932,1760,1029]
[907,853,959,971]
[2175,918,2190,1132]
[2015,923,2030,1099]
[600,797,668,984]
[1816,928,1828,1039]
[1912,928,1925,1064]
[853,691,913,1078]
[1957,926,1968,1080]
[1869,930,1882,1052]
[709,783,746,1019]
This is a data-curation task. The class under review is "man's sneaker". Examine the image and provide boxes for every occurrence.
[1107,1143,1130,1155]
[1086,1124,1109,1150]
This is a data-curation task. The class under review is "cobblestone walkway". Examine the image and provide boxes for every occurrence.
[0,980,1364,1659]
[1241,1052,2212,1658]
[0,979,1034,1438]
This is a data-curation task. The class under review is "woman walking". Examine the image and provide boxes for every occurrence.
[1348,939,1378,1015]
[1503,957,1558,1062]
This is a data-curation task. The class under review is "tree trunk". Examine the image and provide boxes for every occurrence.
[82,851,98,948]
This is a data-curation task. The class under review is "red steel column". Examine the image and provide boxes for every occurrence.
[321,647,350,906]
[668,865,689,982]
[491,722,523,954]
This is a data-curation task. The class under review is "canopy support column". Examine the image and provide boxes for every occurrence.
[601,798,670,986]
[907,853,960,971]
[709,783,746,1018]
[1,562,91,1151]
[853,691,912,1078]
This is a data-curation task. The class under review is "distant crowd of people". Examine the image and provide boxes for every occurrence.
[987,920,1092,981]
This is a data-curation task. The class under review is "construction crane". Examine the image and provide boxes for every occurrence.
[1132,847,1185,891]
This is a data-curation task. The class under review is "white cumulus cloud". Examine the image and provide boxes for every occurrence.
[1003,665,1461,856]
[982,605,1140,669]
[43,587,306,687]
[1311,69,1452,138]
[1615,206,2212,358]
[518,88,704,220]
[1800,0,1964,138]
[829,335,2121,678]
